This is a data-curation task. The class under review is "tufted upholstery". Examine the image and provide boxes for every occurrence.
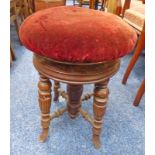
[19,6,137,63]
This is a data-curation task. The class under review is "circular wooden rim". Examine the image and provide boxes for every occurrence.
[35,54,116,66]
[33,54,120,84]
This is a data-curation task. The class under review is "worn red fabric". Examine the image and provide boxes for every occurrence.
[19,6,137,63]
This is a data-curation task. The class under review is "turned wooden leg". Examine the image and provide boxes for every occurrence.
[89,0,95,9]
[93,79,109,149]
[133,79,145,106]
[122,25,145,84]
[67,84,83,118]
[54,81,60,102]
[38,74,52,142]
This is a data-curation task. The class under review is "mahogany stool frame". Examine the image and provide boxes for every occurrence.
[33,54,120,148]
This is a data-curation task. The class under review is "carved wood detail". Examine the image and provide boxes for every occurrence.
[33,54,120,84]
[38,73,52,142]
[33,54,120,148]
[92,79,109,148]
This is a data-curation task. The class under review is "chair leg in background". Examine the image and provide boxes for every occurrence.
[133,79,145,106]
[122,26,145,84]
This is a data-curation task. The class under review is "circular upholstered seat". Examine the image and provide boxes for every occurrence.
[19,6,137,63]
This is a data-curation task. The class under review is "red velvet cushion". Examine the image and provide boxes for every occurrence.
[19,6,137,63]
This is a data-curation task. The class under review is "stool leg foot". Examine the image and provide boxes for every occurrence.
[92,80,109,149]
[38,74,52,142]
[39,128,49,142]
[67,84,83,118]
[93,135,101,149]
[54,81,60,102]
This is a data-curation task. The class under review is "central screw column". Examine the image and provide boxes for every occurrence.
[67,84,83,118]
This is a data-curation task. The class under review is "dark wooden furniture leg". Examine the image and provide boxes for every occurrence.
[38,73,52,142]
[14,19,20,37]
[122,25,145,84]
[122,0,131,17]
[10,43,16,61]
[133,79,145,106]
[100,0,105,11]
[54,81,60,102]
[90,0,95,9]
[93,79,109,148]
[67,84,83,118]
[32,0,35,12]
[94,0,99,10]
